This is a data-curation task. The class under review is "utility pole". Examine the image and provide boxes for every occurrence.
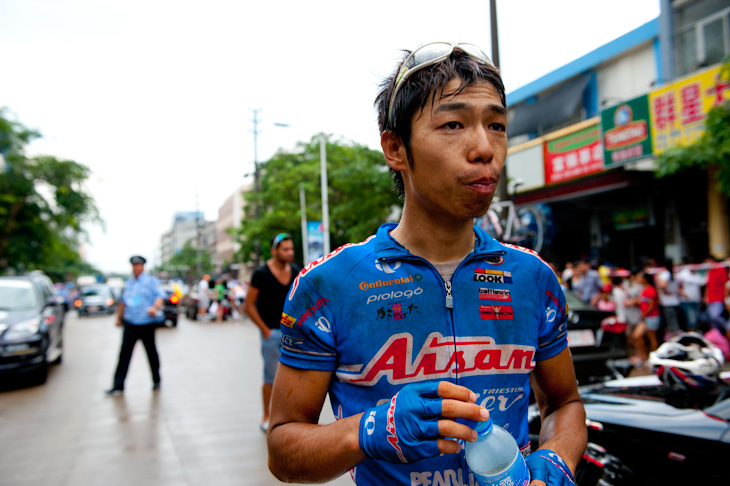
[319,134,330,255]
[250,108,262,264]
[490,0,509,203]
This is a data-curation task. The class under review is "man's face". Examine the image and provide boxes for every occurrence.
[397,79,508,221]
[272,240,295,264]
[132,263,144,278]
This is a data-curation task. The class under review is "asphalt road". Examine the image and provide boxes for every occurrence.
[0,309,354,486]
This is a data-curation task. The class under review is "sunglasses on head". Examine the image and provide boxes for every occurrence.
[272,233,290,249]
[387,42,493,123]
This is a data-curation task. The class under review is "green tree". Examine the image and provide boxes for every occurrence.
[157,239,214,282]
[0,108,100,275]
[237,135,401,264]
[655,59,730,195]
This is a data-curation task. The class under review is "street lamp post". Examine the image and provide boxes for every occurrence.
[250,108,263,264]
[489,0,509,203]
[319,133,330,255]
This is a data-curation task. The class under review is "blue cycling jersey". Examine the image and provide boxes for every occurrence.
[280,223,569,486]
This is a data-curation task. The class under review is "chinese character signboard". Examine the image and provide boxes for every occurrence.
[601,94,653,168]
[650,64,730,154]
[544,124,604,184]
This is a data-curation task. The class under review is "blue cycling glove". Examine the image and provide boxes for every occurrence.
[525,449,575,486]
[359,382,443,464]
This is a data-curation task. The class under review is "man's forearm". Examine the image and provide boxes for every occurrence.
[268,414,366,483]
[244,305,270,334]
[536,400,587,473]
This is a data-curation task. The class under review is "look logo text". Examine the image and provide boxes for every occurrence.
[474,269,513,284]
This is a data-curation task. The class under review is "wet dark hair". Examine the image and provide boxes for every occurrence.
[375,49,506,198]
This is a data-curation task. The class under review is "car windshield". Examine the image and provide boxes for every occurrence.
[0,281,38,310]
[82,286,111,298]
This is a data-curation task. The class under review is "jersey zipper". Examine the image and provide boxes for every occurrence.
[444,280,453,309]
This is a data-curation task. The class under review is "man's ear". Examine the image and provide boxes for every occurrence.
[381,131,408,171]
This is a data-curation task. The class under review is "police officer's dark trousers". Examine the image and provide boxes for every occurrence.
[113,320,160,389]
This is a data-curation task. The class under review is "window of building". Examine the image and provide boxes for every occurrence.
[675,4,730,75]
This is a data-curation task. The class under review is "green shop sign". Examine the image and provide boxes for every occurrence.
[601,94,653,168]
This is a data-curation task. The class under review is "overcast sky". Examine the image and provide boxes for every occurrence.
[0,0,661,274]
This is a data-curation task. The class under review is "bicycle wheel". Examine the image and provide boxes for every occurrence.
[514,206,546,253]
[475,209,504,241]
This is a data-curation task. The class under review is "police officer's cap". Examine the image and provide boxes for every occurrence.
[130,255,147,264]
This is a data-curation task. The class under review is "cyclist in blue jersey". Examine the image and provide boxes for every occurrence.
[267,43,586,486]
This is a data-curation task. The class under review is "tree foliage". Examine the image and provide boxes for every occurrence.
[655,59,730,195]
[237,135,401,264]
[156,239,215,283]
[0,108,100,276]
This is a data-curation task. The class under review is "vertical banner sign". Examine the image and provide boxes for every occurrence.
[543,124,604,185]
[601,94,652,168]
[306,221,324,264]
[650,64,730,154]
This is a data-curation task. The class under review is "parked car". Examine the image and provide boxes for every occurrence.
[75,284,117,316]
[0,272,64,384]
[564,289,629,384]
[106,277,125,300]
[527,371,730,485]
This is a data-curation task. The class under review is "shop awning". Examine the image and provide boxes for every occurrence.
[513,170,632,206]
[508,74,592,137]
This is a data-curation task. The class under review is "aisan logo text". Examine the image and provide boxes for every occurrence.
[336,332,536,385]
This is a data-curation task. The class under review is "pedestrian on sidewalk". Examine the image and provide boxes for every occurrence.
[106,255,166,395]
[656,258,682,338]
[214,278,226,322]
[704,255,728,331]
[243,233,300,432]
[633,271,661,363]
[676,256,704,331]
[196,274,212,321]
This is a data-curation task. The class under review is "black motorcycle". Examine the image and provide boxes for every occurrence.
[528,372,730,485]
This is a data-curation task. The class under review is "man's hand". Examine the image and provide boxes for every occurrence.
[359,381,488,464]
[526,449,575,486]
[146,306,158,317]
[115,319,122,327]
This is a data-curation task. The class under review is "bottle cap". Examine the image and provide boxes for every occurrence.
[475,418,493,437]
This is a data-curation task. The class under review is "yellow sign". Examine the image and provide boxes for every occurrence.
[649,64,730,154]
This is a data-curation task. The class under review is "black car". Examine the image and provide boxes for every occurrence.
[0,272,64,384]
[160,289,180,327]
[547,372,730,485]
[75,284,117,316]
[564,290,629,384]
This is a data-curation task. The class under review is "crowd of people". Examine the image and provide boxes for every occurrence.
[195,273,249,322]
[554,256,730,365]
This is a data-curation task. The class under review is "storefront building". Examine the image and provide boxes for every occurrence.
[505,0,730,269]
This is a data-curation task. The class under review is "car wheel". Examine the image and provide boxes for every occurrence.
[30,361,48,385]
[51,341,63,365]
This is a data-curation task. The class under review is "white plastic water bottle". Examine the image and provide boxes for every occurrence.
[465,418,531,486]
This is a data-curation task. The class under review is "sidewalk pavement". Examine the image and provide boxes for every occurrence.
[0,311,353,486]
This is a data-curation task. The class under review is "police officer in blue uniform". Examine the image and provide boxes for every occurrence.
[106,255,166,395]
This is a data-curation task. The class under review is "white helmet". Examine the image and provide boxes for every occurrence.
[648,332,724,389]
